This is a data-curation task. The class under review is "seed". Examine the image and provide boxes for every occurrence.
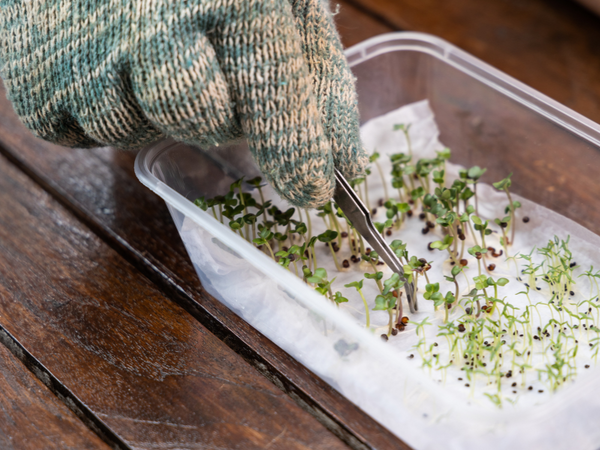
[465,383,470,387]
[570,291,575,296]
[465,307,472,315]
[422,227,429,235]
[378,198,384,207]
[585,365,590,369]
[401,316,409,325]
[407,210,414,217]
[426,221,435,229]
[475,252,482,259]
[366,248,372,254]
[396,323,406,331]
[350,255,358,263]
[536,287,541,291]
[528,386,533,390]
[458,324,466,332]
[381,334,388,342]
[488,264,496,271]
[408,354,414,358]
[458,378,463,381]
[513,390,517,394]
[460,259,468,267]
[419,212,426,220]
[428,242,434,251]
[372,208,377,215]
[538,390,544,393]
[458,233,466,240]
[342,259,350,268]
[408,199,415,205]
[391,328,398,336]
[500,222,508,228]
[341,231,348,238]
[512,382,517,387]
[386,229,392,236]
[283,246,289,251]
[487,246,495,253]
[570,261,577,268]
[523,216,530,223]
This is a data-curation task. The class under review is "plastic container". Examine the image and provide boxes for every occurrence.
[135,33,600,450]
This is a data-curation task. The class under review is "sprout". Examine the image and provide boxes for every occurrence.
[345,280,371,328]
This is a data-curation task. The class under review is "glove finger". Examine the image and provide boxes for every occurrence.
[208,0,335,208]
[1,0,161,149]
[289,0,368,180]
[130,1,243,148]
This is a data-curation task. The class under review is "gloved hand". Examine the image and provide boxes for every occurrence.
[0,0,368,208]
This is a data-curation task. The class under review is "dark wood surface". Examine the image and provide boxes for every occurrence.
[0,342,110,450]
[0,150,349,450]
[1,1,600,449]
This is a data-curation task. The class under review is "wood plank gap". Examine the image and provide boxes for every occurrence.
[0,325,131,450]
[338,0,403,32]
[0,144,376,450]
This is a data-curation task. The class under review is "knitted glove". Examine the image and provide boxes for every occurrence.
[0,0,368,208]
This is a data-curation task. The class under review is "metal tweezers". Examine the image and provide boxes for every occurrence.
[333,169,418,313]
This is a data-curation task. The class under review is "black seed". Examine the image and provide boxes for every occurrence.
[426,221,435,229]
[428,242,434,251]
[341,231,348,238]
[465,384,470,387]
[381,334,388,342]
[512,382,517,387]
[570,262,577,268]
[528,386,533,390]
[585,365,590,369]
[372,208,377,215]
[522,216,530,223]
[422,227,430,235]
[538,390,544,393]
[407,210,413,217]
[570,291,575,296]
[386,229,392,236]
[342,259,350,268]
[419,212,426,220]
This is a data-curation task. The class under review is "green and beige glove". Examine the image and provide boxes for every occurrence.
[0,0,368,208]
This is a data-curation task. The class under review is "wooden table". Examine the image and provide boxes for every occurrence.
[1,1,600,448]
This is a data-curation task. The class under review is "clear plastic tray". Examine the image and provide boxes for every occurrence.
[135,32,600,450]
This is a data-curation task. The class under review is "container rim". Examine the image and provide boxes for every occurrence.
[346,31,600,147]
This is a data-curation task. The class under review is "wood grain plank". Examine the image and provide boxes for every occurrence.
[341,0,600,124]
[0,88,410,450]
[0,151,349,450]
[0,341,111,450]
[334,0,394,48]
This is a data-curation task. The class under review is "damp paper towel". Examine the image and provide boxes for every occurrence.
[177,100,600,450]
